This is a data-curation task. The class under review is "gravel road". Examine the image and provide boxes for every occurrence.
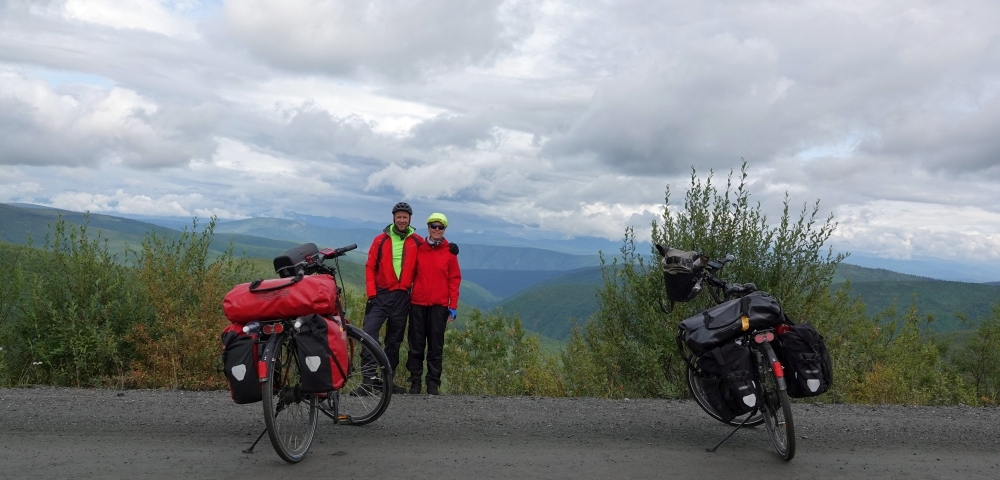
[1,387,998,479]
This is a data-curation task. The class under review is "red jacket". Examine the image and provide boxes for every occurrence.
[365,226,422,298]
[411,238,461,309]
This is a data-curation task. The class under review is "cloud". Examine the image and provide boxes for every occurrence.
[0,70,217,168]
[221,0,534,77]
[62,0,200,38]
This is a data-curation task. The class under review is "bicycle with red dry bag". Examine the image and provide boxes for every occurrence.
[221,243,393,463]
[657,245,795,461]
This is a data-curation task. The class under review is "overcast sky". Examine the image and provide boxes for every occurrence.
[1,0,999,279]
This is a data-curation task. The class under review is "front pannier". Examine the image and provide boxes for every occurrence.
[656,245,705,303]
[294,314,350,393]
[222,275,338,324]
[679,291,783,357]
[221,324,262,404]
[776,323,833,398]
[699,342,757,422]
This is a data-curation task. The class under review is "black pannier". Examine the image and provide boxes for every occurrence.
[294,314,350,393]
[679,291,783,357]
[775,323,833,398]
[221,324,262,404]
[699,342,758,422]
[274,243,320,278]
[655,245,705,303]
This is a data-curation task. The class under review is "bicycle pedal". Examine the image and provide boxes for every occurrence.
[336,414,353,425]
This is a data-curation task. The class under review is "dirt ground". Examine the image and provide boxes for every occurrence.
[1,387,998,479]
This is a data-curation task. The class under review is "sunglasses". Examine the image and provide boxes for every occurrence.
[428,224,446,230]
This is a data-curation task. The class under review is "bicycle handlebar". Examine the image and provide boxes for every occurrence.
[286,244,358,277]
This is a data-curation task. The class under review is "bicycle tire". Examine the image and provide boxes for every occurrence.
[262,331,318,463]
[334,325,392,426]
[686,355,764,427]
[756,343,795,461]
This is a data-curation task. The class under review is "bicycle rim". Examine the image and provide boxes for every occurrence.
[337,325,392,426]
[757,346,796,461]
[687,356,764,427]
[263,332,318,463]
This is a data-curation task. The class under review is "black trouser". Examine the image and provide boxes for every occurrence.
[361,290,409,381]
[406,304,449,387]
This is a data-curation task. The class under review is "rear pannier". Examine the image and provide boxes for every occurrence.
[294,314,350,393]
[222,275,338,324]
[221,324,262,404]
[775,323,833,398]
[698,342,758,423]
[679,291,783,357]
[655,245,706,303]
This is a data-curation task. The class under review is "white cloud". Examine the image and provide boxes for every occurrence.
[62,0,198,38]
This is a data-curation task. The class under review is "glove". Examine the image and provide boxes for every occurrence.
[449,243,459,255]
[449,308,457,320]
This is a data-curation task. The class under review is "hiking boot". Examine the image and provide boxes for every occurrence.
[408,382,421,395]
[392,385,406,394]
[427,384,439,395]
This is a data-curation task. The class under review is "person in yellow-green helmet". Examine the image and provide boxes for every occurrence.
[407,212,461,395]
[355,202,423,396]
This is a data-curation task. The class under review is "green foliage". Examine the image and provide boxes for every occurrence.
[126,219,265,389]
[443,308,564,396]
[2,217,152,387]
[954,304,1000,404]
[574,163,844,398]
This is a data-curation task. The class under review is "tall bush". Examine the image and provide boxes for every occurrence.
[3,218,151,387]
[576,163,845,398]
[126,219,262,389]
[955,305,1000,404]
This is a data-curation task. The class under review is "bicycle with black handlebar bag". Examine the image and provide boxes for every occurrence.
[657,245,795,461]
[222,243,393,463]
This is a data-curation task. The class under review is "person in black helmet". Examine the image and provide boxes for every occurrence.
[352,202,423,396]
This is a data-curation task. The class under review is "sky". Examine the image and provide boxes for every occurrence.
[1,0,1000,281]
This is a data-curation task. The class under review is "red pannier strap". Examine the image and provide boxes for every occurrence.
[223,275,338,324]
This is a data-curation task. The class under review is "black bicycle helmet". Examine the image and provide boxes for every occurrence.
[392,202,413,215]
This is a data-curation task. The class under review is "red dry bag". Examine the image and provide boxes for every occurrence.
[222,275,338,324]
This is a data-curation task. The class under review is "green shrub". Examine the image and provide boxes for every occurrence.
[575,163,844,398]
[2,218,150,387]
[954,304,1000,404]
[443,308,564,396]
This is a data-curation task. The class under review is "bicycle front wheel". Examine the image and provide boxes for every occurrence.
[686,355,764,427]
[262,331,318,463]
[756,343,795,461]
[336,324,392,426]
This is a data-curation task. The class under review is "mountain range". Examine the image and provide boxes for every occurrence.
[2,203,998,342]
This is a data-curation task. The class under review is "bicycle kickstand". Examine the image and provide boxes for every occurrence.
[706,409,757,453]
[243,428,268,454]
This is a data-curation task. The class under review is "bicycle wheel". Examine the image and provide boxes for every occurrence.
[335,324,392,426]
[686,355,764,427]
[262,332,318,463]
[755,343,795,461]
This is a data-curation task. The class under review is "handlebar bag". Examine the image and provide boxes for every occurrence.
[679,291,783,356]
[274,243,319,278]
[221,324,262,404]
[775,323,833,398]
[698,342,757,422]
[658,247,704,302]
[294,314,350,393]
[223,275,338,324]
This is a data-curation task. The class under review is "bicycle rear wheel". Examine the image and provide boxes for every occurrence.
[756,343,795,461]
[334,325,392,426]
[686,355,764,427]
[262,331,318,463]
